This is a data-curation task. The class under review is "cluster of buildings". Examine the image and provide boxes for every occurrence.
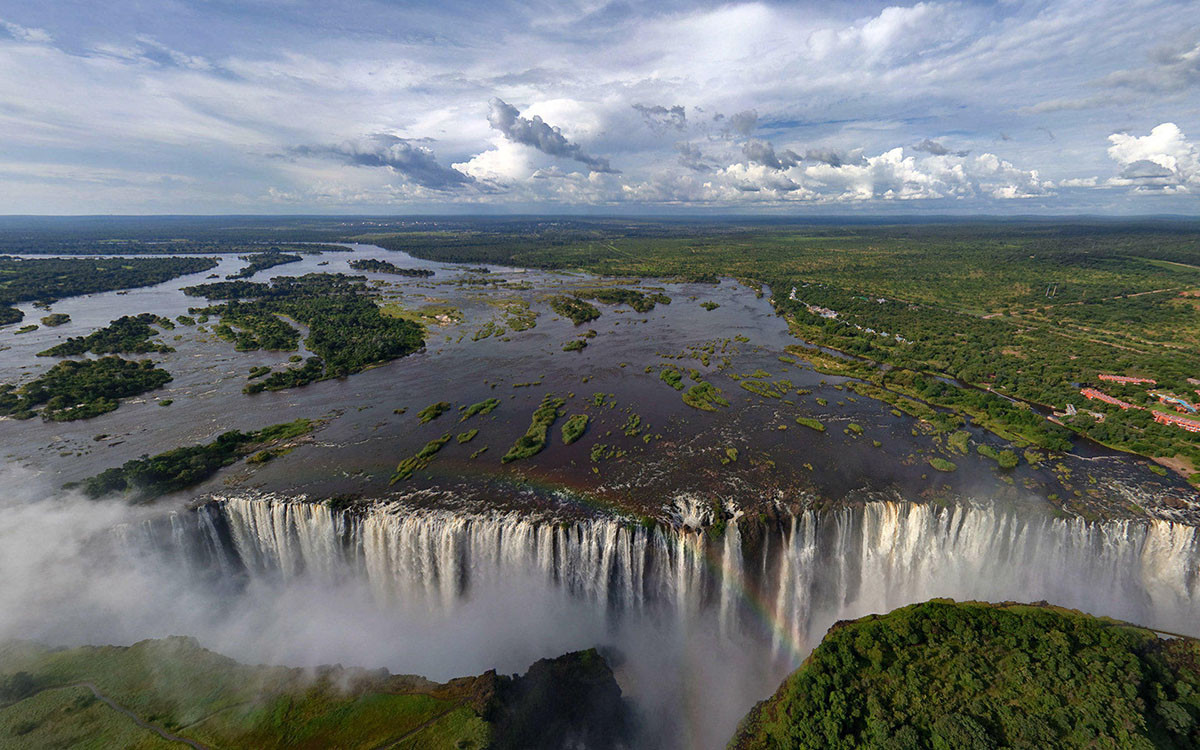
[1080,388,1136,410]
[1153,411,1200,433]
[1078,375,1200,434]
[1098,374,1157,385]
[788,288,909,344]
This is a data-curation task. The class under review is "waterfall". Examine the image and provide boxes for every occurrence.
[144,494,1200,652]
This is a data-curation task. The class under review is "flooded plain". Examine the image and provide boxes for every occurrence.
[0,243,1192,521]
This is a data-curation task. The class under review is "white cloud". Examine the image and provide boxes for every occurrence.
[0,18,52,44]
[0,1,1195,212]
[1107,123,1200,190]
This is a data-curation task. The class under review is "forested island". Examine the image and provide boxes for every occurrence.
[37,313,175,357]
[77,419,317,499]
[184,273,424,390]
[226,249,303,279]
[0,256,218,325]
[731,599,1200,749]
[348,257,435,276]
[0,357,171,421]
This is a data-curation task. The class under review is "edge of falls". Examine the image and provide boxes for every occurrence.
[136,494,1200,654]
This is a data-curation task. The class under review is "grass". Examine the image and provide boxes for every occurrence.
[928,457,958,472]
[456,429,478,443]
[682,380,729,411]
[795,416,826,431]
[659,367,684,391]
[390,433,452,483]
[561,414,589,444]
[417,401,451,423]
[0,638,494,750]
[460,398,500,420]
[502,393,566,463]
[977,443,1020,469]
[948,430,971,454]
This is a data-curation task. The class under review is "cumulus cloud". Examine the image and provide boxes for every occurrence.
[633,103,686,132]
[487,98,617,173]
[1106,123,1200,191]
[290,134,472,189]
[711,146,1051,203]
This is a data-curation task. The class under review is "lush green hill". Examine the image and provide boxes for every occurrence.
[0,637,630,749]
[730,600,1200,750]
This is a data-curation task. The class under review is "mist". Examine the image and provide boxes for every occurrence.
[0,470,785,748]
[3,467,1199,749]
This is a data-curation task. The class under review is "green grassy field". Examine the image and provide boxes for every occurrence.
[0,637,627,749]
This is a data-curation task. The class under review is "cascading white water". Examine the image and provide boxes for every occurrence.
[153,494,1200,655]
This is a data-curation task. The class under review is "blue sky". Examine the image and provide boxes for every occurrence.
[0,0,1197,214]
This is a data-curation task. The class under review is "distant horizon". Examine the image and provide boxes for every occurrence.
[2,212,1200,223]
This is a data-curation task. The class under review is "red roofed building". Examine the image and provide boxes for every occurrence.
[1153,411,1200,433]
[1080,388,1137,410]
[1098,374,1157,385]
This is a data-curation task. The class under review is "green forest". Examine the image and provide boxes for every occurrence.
[0,256,217,324]
[731,599,1200,750]
[77,419,316,499]
[185,273,425,390]
[0,357,171,421]
[38,313,175,357]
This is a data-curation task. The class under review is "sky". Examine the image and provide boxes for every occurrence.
[0,0,1197,215]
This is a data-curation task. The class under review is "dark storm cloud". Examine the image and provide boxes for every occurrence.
[676,142,711,172]
[912,138,970,157]
[487,98,617,173]
[802,148,852,167]
[633,103,687,132]
[1118,159,1177,185]
[742,139,800,170]
[728,110,758,136]
[290,134,472,189]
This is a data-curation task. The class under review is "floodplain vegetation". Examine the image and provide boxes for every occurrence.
[0,256,218,325]
[365,222,1200,479]
[183,274,424,392]
[37,313,175,356]
[548,295,601,325]
[503,393,566,463]
[226,249,302,279]
[0,357,171,422]
[75,419,316,499]
[348,258,434,277]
